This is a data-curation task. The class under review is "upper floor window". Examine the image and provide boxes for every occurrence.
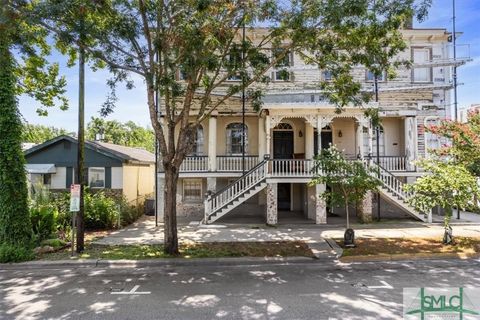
[88,167,105,189]
[188,125,204,156]
[272,48,293,81]
[323,70,333,81]
[227,49,242,81]
[412,48,432,82]
[177,69,187,81]
[366,70,386,82]
[226,123,248,155]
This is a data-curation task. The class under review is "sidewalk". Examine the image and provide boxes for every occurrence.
[94,215,480,246]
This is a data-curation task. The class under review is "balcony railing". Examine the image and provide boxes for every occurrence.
[179,156,209,172]
[371,156,409,172]
[217,155,259,172]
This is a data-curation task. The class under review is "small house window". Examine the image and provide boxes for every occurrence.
[183,179,202,202]
[272,48,293,81]
[226,123,248,155]
[88,167,105,188]
[43,174,52,186]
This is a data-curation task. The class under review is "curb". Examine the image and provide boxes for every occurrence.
[1,256,317,270]
[339,252,480,263]
[324,238,343,258]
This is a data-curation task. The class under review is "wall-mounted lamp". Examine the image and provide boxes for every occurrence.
[338,130,343,138]
[298,130,303,138]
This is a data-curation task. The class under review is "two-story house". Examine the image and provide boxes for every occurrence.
[156,26,469,226]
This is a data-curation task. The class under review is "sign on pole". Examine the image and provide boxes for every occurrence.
[70,184,81,212]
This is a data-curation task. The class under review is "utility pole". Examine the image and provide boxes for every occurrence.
[452,0,458,122]
[375,74,381,221]
[76,10,86,253]
[241,7,246,175]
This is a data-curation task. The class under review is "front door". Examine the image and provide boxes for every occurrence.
[314,130,333,155]
[277,183,291,211]
[273,131,294,159]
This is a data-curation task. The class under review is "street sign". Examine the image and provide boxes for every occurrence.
[70,184,81,212]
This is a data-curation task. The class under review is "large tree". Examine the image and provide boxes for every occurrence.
[26,0,430,254]
[0,1,67,254]
[22,123,69,143]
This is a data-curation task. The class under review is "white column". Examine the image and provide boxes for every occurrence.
[258,116,266,160]
[208,116,217,171]
[265,116,271,158]
[305,122,314,159]
[316,117,322,155]
[404,116,416,171]
[368,124,373,157]
[266,183,278,225]
[356,122,364,158]
[315,184,327,224]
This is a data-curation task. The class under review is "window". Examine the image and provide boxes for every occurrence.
[226,123,248,155]
[323,70,332,81]
[43,174,51,186]
[366,70,385,82]
[177,69,187,81]
[412,48,432,82]
[372,126,385,156]
[272,48,293,81]
[227,49,242,81]
[183,179,202,202]
[188,125,204,155]
[88,167,105,188]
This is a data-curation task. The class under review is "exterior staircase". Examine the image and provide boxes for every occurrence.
[369,162,428,222]
[204,160,268,224]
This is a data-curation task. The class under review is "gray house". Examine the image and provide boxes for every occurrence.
[25,135,155,202]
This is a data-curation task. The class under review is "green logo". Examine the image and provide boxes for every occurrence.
[404,288,479,320]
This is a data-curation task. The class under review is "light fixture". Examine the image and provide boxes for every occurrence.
[299,130,303,138]
[338,130,342,138]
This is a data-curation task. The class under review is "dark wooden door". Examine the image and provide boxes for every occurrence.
[277,183,291,211]
[314,131,333,155]
[273,131,294,159]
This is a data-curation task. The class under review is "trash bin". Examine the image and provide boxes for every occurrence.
[144,198,155,216]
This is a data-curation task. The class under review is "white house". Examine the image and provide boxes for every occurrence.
[156,27,470,225]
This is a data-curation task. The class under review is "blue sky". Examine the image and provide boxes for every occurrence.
[18,0,480,131]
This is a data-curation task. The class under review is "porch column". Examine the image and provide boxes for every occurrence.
[368,124,373,157]
[156,176,165,222]
[265,116,271,157]
[404,116,416,171]
[265,183,278,225]
[356,122,364,158]
[305,122,314,159]
[258,116,266,159]
[208,116,217,171]
[315,184,327,224]
[358,191,373,223]
[207,177,217,193]
[316,117,322,155]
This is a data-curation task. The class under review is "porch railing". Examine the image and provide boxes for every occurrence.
[216,155,259,172]
[179,156,209,172]
[372,156,409,172]
[270,159,315,177]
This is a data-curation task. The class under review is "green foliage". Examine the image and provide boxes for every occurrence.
[83,191,118,230]
[0,35,33,247]
[22,123,69,143]
[86,117,155,153]
[0,243,34,263]
[310,146,380,227]
[30,205,57,243]
[40,238,67,249]
[404,160,479,228]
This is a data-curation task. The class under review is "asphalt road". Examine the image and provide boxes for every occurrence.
[1,258,479,320]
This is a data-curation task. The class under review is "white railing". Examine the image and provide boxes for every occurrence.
[205,160,268,220]
[368,161,412,201]
[270,159,315,177]
[372,156,408,172]
[216,156,259,172]
[179,156,209,172]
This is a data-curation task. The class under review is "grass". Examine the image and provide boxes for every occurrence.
[336,237,480,257]
[38,241,314,260]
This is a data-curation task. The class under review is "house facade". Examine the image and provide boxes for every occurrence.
[25,136,155,203]
[156,27,469,225]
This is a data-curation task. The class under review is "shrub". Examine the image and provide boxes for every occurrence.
[84,191,119,230]
[30,205,58,243]
[40,238,67,249]
[0,243,34,263]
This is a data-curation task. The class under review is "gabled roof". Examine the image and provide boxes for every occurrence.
[24,135,155,164]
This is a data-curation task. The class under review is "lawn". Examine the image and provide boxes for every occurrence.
[38,241,314,260]
[336,237,480,257]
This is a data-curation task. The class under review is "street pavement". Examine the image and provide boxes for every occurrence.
[1,257,479,320]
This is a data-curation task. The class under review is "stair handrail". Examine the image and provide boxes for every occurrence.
[367,159,413,200]
[205,159,268,220]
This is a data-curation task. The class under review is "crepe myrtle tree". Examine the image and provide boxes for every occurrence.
[404,160,478,244]
[310,147,380,245]
[25,0,431,254]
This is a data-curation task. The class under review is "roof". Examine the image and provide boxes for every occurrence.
[26,164,56,174]
[25,135,155,164]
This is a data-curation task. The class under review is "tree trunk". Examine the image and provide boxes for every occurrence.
[163,164,179,255]
[345,198,350,229]
[76,38,85,253]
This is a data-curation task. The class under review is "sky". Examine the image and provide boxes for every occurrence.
[18,0,480,131]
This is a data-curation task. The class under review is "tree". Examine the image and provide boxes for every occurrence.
[404,160,478,244]
[22,123,69,143]
[427,110,480,176]
[310,147,380,229]
[86,117,155,153]
[0,2,67,256]
[29,0,431,254]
